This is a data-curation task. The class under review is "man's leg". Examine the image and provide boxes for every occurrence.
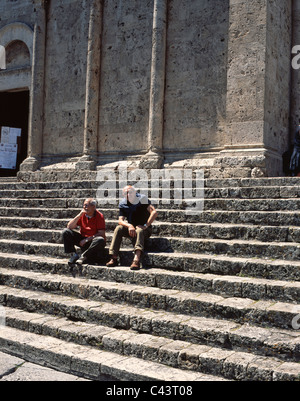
[62,228,83,266]
[130,226,152,270]
[106,225,129,266]
[80,237,106,264]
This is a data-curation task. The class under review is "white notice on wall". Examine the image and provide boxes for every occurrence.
[0,143,18,169]
[1,126,21,144]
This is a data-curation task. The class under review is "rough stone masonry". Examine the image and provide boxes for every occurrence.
[0,0,297,178]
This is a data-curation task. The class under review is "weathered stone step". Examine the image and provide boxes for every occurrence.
[0,206,117,220]
[0,253,300,304]
[205,177,300,189]
[1,207,300,227]
[0,269,299,330]
[15,174,300,189]
[1,234,300,262]
[0,287,299,366]
[1,236,300,283]
[3,197,300,211]
[1,248,299,286]
[3,307,300,380]
[0,197,203,210]
[2,185,300,200]
[146,237,300,261]
[1,219,300,244]
[0,326,223,381]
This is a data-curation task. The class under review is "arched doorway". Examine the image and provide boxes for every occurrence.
[0,24,33,177]
[0,90,29,177]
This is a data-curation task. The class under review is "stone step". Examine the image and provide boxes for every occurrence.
[205,177,300,189]
[0,325,223,381]
[0,206,117,220]
[0,207,300,226]
[2,197,300,211]
[1,246,299,285]
[0,175,298,380]
[15,175,300,189]
[0,253,299,304]
[0,268,299,330]
[1,235,300,282]
[2,307,300,380]
[0,246,299,283]
[1,219,300,243]
[1,234,300,262]
[0,287,299,368]
[2,185,300,200]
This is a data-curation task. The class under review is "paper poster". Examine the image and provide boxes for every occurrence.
[1,126,21,144]
[0,143,18,169]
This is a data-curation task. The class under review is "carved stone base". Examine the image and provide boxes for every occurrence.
[19,157,40,172]
[75,155,96,170]
[139,151,164,169]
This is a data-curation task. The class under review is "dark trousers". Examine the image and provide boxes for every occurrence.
[62,228,105,263]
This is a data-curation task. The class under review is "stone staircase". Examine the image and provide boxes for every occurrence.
[0,175,299,381]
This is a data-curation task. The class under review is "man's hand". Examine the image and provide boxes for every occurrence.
[79,238,89,247]
[67,209,86,230]
[137,225,147,230]
[128,224,137,238]
[118,216,137,237]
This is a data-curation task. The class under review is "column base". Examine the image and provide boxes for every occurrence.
[139,151,164,169]
[75,155,96,170]
[19,156,40,172]
[207,147,283,178]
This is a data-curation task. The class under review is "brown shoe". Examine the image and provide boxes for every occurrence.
[130,260,140,271]
[106,258,118,267]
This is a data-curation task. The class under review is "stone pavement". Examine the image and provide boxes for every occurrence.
[0,351,89,381]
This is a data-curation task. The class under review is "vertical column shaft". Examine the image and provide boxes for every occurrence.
[148,0,168,154]
[21,0,47,171]
[83,0,103,157]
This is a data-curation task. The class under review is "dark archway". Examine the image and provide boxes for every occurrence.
[0,90,29,176]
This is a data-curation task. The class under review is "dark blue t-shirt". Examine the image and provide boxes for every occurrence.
[119,193,151,227]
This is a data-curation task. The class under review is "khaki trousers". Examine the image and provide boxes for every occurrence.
[109,225,152,256]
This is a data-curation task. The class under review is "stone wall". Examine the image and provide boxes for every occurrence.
[163,0,229,154]
[0,0,296,179]
[217,0,292,178]
[98,0,153,155]
[43,0,89,158]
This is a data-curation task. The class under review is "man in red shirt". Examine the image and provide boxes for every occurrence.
[62,198,106,269]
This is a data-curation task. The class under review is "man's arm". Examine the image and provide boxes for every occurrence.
[67,210,85,230]
[118,216,136,238]
[137,204,158,230]
[146,204,158,226]
[80,229,106,247]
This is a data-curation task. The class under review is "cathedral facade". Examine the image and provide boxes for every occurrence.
[0,0,297,178]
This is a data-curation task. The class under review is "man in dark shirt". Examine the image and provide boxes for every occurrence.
[106,186,158,270]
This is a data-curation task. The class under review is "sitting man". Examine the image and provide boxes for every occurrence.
[106,185,158,270]
[62,198,106,268]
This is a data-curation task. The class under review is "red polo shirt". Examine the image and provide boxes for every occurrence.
[77,210,106,238]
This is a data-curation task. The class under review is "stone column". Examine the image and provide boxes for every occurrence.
[219,0,268,176]
[76,0,103,170]
[140,0,167,169]
[20,0,47,172]
[218,0,292,177]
